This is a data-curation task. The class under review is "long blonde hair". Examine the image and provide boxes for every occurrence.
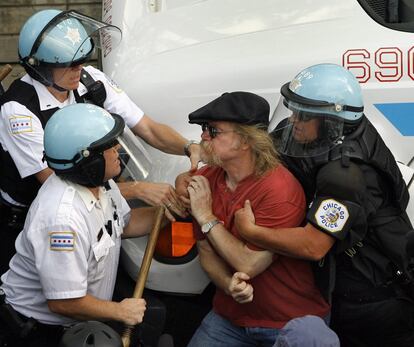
[233,124,280,177]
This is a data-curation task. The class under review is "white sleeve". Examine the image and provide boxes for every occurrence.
[30,218,90,300]
[0,101,48,178]
[84,66,144,128]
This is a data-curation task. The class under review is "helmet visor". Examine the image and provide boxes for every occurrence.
[25,10,121,86]
[30,10,121,66]
[45,114,152,187]
[269,95,344,157]
[115,127,152,183]
[67,10,122,59]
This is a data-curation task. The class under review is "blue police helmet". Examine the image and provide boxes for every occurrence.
[281,63,364,122]
[59,321,122,347]
[19,9,93,67]
[44,104,125,187]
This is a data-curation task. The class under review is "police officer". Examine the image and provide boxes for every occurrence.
[234,63,414,347]
[0,9,199,274]
[0,103,168,347]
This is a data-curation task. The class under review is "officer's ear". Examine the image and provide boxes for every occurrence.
[79,153,106,187]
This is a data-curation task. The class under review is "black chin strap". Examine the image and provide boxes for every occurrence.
[52,83,69,93]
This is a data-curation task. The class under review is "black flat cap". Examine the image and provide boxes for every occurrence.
[189,91,270,127]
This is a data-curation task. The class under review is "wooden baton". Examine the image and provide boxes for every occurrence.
[121,205,165,347]
[0,64,12,82]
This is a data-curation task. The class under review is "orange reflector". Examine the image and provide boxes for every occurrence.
[155,221,195,258]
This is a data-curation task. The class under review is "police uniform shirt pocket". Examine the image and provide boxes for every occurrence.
[107,181,130,237]
[91,229,115,262]
[114,220,123,238]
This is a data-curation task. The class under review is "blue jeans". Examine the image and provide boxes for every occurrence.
[187,310,280,347]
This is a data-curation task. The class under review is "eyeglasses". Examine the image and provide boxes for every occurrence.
[201,123,236,138]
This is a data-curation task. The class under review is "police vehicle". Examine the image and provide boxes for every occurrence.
[101,0,414,297]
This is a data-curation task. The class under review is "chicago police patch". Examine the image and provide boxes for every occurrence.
[315,199,349,233]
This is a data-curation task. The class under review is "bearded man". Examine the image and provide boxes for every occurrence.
[176,91,330,347]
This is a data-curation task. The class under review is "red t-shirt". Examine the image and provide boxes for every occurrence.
[193,164,330,328]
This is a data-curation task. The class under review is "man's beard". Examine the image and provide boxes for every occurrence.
[200,141,223,166]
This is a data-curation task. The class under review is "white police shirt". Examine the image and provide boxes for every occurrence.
[0,174,131,326]
[0,65,144,185]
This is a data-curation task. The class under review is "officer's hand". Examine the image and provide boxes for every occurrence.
[175,171,192,210]
[188,143,201,171]
[119,298,146,326]
[228,272,253,304]
[179,195,191,210]
[235,200,256,239]
[175,171,191,198]
[135,182,186,218]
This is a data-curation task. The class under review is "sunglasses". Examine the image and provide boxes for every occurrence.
[201,123,236,138]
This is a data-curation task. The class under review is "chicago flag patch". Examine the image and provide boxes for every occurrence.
[9,116,33,134]
[49,232,75,251]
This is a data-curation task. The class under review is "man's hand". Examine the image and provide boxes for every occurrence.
[187,175,215,225]
[118,298,146,326]
[235,200,257,239]
[228,272,253,304]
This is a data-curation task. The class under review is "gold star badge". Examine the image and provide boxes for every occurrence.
[64,27,82,45]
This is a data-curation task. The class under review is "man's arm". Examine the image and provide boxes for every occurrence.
[117,180,185,216]
[203,223,274,277]
[47,294,146,326]
[197,240,233,292]
[197,240,253,303]
[36,168,185,218]
[122,115,200,206]
[131,115,200,170]
[122,206,169,238]
[235,200,335,260]
[88,67,200,167]
[188,175,274,278]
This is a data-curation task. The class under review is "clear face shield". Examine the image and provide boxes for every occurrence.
[269,96,345,158]
[113,127,152,184]
[25,10,121,88]
[45,113,152,188]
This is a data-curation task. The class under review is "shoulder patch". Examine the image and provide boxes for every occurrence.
[9,115,33,134]
[315,198,349,233]
[49,231,75,251]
